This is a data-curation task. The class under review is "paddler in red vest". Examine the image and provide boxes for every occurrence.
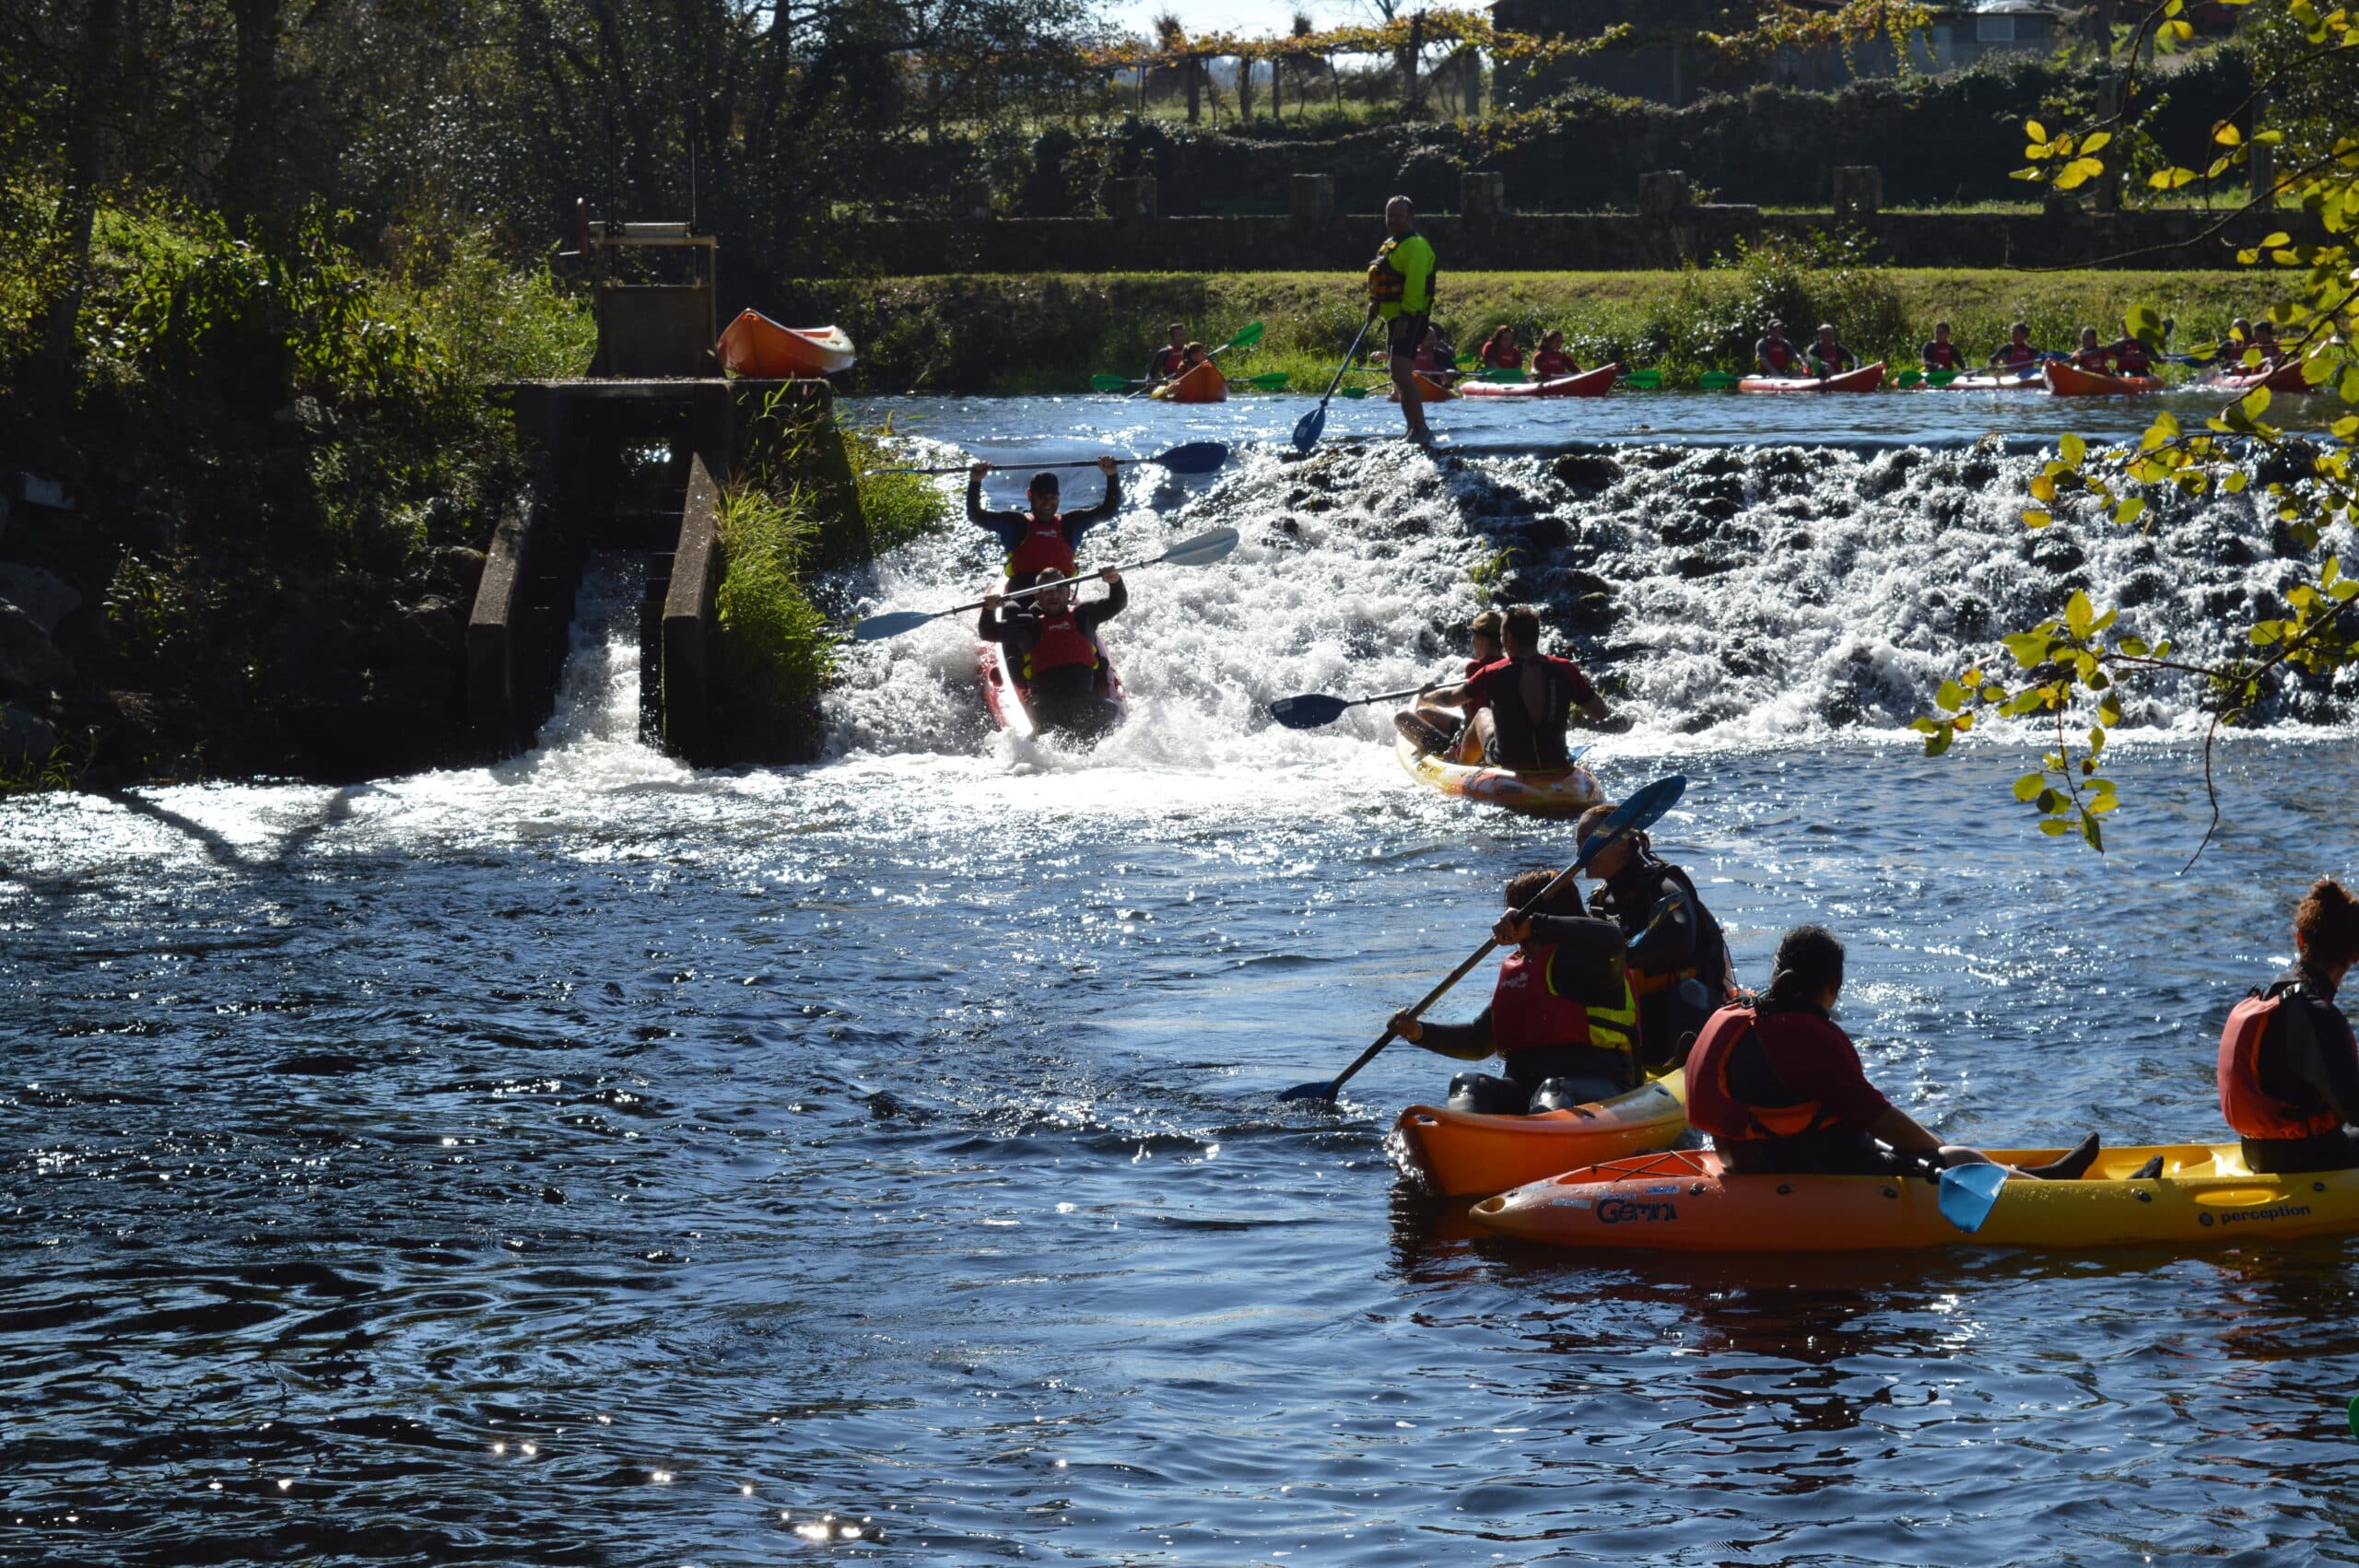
[2217,878,2359,1173]
[1574,802,1737,1071]
[2106,318,2156,376]
[979,566,1127,740]
[2069,326,2113,373]
[1532,330,1579,380]
[1807,322,1859,377]
[967,457,1121,592]
[1476,324,1524,372]
[1920,321,1964,373]
[1411,604,1627,770]
[2248,320,2286,369]
[1686,924,2100,1178]
[1395,608,1502,763]
[1144,322,1189,387]
[1989,321,2044,369]
[1755,321,1798,376]
[1386,866,1645,1115]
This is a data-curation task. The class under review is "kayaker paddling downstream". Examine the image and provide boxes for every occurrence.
[1396,604,1627,769]
[1367,194,1439,447]
[979,566,1126,743]
[968,457,1120,592]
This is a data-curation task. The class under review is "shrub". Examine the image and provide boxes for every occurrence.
[713,485,839,719]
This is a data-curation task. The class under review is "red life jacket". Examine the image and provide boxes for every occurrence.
[1995,342,2039,367]
[1761,340,1795,373]
[1685,1005,1848,1143]
[2072,346,2113,372]
[2111,339,2153,375]
[1533,349,1578,378]
[1491,943,1639,1061]
[2217,990,2345,1140]
[1022,608,1099,682]
[1924,340,1962,369]
[1481,340,1523,369]
[1004,515,1074,581]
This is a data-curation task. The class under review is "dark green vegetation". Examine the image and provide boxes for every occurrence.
[795,257,2290,395]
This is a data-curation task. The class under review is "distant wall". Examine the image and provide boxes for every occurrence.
[816,208,2320,276]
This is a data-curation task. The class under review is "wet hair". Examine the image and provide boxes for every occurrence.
[1469,608,1504,642]
[1502,604,1541,649]
[1028,471,1061,496]
[1505,866,1584,919]
[1764,924,1845,1006]
[2296,878,2359,970]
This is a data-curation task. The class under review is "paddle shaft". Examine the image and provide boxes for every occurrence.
[1320,316,1379,404]
[958,547,1180,615]
[882,453,1178,477]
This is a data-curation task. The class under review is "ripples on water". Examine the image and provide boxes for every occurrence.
[3,425,2357,1564]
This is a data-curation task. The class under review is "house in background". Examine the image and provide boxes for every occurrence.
[1493,0,2068,106]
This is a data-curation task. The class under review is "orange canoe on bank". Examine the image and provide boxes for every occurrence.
[717,310,857,378]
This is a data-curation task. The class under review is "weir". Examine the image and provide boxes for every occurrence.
[470,376,849,765]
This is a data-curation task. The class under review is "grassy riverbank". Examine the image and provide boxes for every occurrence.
[787,264,2292,396]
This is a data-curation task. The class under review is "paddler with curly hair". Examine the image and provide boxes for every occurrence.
[1685,924,2100,1179]
[1573,802,1737,1071]
[2217,877,2359,1174]
[1386,866,1643,1116]
[1367,194,1439,447]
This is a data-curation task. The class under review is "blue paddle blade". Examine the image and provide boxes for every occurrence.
[1268,693,1353,730]
[1292,404,1327,453]
[1937,1162,2010,1234]
[851,609,936,642]
[1156,440,1229,475]
[1573,775,1686,867]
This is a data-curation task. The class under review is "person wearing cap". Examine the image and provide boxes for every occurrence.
[1573,802,1737,1071]
[967,457,1121,591]
[1755,321,1798,376]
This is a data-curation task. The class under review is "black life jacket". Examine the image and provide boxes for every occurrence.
[1483,656,1581,771]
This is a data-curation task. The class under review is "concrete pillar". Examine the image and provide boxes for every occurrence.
[1637,170,1692,214]
[1461,170,1506,219]
[1832,166,1882,219]
[1289,172,1334,224]
[1108,176,1157,219]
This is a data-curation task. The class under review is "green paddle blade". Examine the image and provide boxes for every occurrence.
[1623,369,1662,389]
[1338,384,1368,400]
[851,608,935,643]
[1700,370,1739,390]
[1478,369,1527,383]
[1245,372,1291,390]
[1454,355,1476,370]
[1160,525,1240,567]
[1897,369,1923,387]
[1227,322,1265,349]
[1090,374,1130,392]
[1927,369,1958,386]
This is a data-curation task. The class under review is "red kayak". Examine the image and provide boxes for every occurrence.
[2044,362,2164,396]
[1738,361,1886,393]
[1457,364,1620,399]
[979,643,1127,741]
[2209,361,2314,394]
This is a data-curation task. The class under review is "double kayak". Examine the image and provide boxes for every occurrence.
[1150,362,1227,403]
[2044,362,2165,396]
[1393,731,1603,815]
[1458,365,1619,399]
[1471,1142,2359,1252]
[1738,362,1886,393]
[978,644,1128,741]
[1394,1071,1688,1199]
[2209,361,2315,394]
[717,310,856,378]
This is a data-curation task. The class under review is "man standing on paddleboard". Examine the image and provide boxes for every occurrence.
[1367,195,1438,447]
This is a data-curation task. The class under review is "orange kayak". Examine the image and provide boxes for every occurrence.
[1150,362,1227,403]
[1737,361,1886,393]
[1471,1141,2359,1252]
[717,310,856,377]
[2043,362,2164,396]
[1385,371,1457,403]
[1458,365,1619,399]
[1394,1071,1688,1198]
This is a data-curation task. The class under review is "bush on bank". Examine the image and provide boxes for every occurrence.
[789,260,2293,395]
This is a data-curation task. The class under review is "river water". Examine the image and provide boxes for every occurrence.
[4,393,2357,1565]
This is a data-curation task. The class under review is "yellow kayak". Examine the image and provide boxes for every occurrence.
[1472,1141,2359,1252]
[1394,1071,1687,1199]
[1394,732,1603,815]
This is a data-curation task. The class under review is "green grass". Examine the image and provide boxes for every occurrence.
[793,266,2297,394]
[713,485,839,719]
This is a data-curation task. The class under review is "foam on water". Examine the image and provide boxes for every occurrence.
[827,436,2356,772]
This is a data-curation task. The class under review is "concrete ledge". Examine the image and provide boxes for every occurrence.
[661,451,727,764]
[465,469,547,754]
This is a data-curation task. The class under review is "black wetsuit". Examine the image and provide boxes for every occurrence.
[978,581,1128,740]
[1588,848,1733,1070]
[1418,913,1635,1111]
[2240,964,2359,1174]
